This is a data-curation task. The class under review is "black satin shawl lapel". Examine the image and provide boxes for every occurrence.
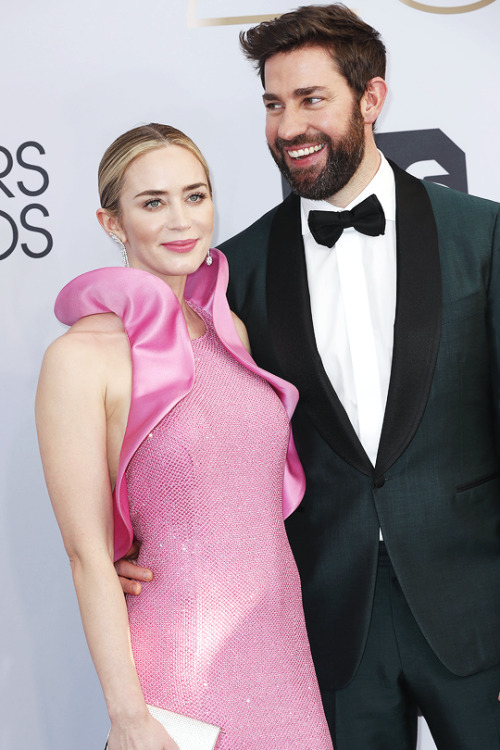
[266,193,373,475]
[375,162,442,474]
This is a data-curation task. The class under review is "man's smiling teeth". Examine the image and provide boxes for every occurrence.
[288,143,325,159]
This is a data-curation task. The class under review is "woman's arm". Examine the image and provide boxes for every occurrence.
[36,329,178,750]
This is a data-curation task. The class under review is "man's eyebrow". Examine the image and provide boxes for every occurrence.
[262,86,328,101]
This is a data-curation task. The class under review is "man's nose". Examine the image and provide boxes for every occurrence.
[277,106,308,142]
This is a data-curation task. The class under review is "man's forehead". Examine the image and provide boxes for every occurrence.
[263,45,342,92]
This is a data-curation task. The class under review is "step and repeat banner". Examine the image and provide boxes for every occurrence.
[1,1,498,748]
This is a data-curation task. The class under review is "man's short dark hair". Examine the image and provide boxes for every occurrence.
[239,3,386,100]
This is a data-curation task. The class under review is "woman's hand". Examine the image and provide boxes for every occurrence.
[107,712,180,750]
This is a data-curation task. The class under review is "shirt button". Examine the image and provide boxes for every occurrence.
[373,476,386,488]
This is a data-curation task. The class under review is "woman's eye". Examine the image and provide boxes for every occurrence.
[145,199,161,209]
[187,192,206,203]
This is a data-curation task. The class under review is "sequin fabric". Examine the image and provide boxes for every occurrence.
[126,305,333,749]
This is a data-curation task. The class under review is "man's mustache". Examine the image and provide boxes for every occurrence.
[274,133,329,151]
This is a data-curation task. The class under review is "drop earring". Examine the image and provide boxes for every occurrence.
[109,232,129,267]
[205,250,213,266]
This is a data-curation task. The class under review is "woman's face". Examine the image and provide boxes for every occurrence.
[115,145,214,288]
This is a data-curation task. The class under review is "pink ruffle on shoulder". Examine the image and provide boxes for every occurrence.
[54,249,305,560]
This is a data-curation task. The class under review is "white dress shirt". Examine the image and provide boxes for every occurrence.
[301,154,397,467]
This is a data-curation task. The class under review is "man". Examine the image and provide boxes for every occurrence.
[118,5,500,748]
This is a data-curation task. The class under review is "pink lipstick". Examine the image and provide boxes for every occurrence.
[162,239,198,253]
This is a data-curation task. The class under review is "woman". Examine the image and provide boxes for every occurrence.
[36,123,333,750]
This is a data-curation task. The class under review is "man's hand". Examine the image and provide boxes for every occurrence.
[114,541,153,595]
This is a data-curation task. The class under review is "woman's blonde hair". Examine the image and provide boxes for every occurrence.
[98,123,212,216]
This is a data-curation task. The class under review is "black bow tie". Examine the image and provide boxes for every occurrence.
[308,194,386,248]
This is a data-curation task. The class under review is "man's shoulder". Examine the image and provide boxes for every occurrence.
[416,180,500,254]
[389,158,500,218]
[422,179,500,216]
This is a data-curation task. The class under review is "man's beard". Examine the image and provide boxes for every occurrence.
[268,103,365,201]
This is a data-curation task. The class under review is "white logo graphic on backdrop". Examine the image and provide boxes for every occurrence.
[0,142,52,260]
[398,0,496,13]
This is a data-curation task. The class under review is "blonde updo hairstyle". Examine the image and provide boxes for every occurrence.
[98,123,212,217]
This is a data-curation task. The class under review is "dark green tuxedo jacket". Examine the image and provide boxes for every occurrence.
[219,161,500,690]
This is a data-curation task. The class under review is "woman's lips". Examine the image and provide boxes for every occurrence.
[161,239,198,253]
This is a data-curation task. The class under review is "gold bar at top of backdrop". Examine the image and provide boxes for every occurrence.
[186,0,496,27]
[187,0,281,27]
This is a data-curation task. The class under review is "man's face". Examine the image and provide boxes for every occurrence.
[263,45,366,201]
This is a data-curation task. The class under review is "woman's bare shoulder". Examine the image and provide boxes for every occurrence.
[42,313,128,377]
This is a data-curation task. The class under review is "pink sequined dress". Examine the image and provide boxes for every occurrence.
[55,251,333,750]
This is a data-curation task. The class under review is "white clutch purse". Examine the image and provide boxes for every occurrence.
[105,703,221,749]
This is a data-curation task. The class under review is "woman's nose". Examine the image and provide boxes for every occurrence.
[167,202,191,231]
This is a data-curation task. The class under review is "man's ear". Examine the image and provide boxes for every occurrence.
[361,77,387,125]
[96,208,126,244]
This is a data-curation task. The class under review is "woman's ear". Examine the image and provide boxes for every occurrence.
[360,77,387,125]
[96,208,126,243]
